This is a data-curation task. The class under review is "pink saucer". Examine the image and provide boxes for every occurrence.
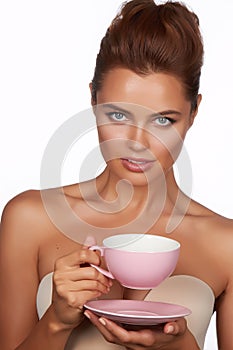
[84,299,191,325]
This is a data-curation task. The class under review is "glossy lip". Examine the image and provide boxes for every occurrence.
[121,157,155,172]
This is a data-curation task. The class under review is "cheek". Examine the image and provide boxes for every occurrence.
[97,124,185,166]
[97,125,125,142]
[150,131,184,166]
[97,125,130,159]
[97,128,127,162]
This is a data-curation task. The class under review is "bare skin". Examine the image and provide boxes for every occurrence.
[0,69,233,349]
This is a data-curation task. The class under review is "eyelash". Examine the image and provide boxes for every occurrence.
[106,112,128,122]
[106,112,176,126]
[153,116,176,126]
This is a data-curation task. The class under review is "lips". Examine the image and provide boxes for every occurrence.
[121,157,155,172]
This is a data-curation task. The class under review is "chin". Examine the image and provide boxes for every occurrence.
[108,161,167,188]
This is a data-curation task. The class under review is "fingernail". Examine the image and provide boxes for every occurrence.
[99,318,106,326]
[84,311,91,320]
[166,325,174,334]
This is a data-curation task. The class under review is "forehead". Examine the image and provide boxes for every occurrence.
[96,68,189,113]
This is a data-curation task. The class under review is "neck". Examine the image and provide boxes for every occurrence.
[94,166,184,216]
[77,166,190,235]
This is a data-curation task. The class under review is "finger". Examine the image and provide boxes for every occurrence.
[85,312,165,347]
[83,235,97,247]
[78,266,113,287]
[164,318,187,335]
[54,266,112,288]
[98,317,133,343]
[59,279,111,295]
[78,248,101,266]
[84,311,123,343]
[88,314,147,345]
[96,317,183,347]
[54,249,101,270]
[58,290,103,308]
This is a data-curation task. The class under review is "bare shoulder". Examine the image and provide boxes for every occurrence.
[0,190,50,296]
[189,197,232,228]
[0,189,57,244]
[2,189,43,215]
[194,200,233,236]
[189,199,233,261]
[205,211,233,256]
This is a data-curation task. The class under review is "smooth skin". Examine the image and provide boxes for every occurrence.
[0,68,233,349]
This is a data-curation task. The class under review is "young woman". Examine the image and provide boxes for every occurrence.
[0,1,232,349]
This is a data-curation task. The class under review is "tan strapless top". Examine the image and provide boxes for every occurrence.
[37,273,215,349]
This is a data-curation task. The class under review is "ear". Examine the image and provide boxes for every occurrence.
[189,94,202,127]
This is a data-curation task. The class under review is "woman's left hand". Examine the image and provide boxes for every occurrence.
[84,310,193,349]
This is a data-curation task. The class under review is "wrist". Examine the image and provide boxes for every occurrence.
[48,318,73,335]
[46,305,83,335]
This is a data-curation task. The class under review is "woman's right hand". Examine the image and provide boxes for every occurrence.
[51,238,112,330]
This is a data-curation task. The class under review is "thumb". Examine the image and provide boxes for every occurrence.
[83,235,97,248]
[164,318,187,335]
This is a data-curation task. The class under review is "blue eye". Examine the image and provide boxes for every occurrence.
[107,112,127,122]
[154,116,174,126]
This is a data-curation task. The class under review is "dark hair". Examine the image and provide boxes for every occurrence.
[91,0,204,111]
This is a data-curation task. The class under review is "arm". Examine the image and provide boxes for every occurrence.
[215,244,233,349]
[15,307,74,350]
[0,194,74,350]
[0,192,111,350]
[0,194,44,349]
[216,291,233,350]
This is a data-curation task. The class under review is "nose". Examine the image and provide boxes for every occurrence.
[126,124,149,152]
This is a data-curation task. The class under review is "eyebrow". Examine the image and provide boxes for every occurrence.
[100,103,182,117]
[157,110,182,117]
[101,103,134,116]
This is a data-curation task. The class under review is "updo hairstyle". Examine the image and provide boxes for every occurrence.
[91,0,203,111]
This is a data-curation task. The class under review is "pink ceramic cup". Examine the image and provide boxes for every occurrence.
[89,234,180,289]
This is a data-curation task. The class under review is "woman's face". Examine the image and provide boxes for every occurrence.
[93,68,200,185]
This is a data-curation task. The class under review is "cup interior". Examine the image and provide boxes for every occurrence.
[103,234,180,253]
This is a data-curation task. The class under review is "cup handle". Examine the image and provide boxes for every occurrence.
[89,245,114,280]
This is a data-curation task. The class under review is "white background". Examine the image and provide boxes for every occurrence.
[1,1,233,348]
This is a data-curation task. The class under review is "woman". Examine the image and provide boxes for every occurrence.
[0,0,232,349]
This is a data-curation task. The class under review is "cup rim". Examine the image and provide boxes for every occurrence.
[103,233,180,252]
